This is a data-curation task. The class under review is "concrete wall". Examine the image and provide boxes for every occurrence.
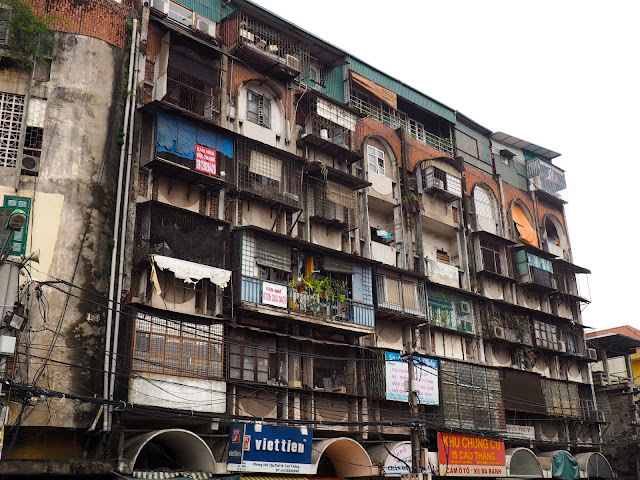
[2,32,126,430]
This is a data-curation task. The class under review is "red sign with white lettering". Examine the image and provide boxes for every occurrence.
[437,432,506,477]
[195,144,217,176]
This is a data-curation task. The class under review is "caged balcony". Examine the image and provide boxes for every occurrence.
[307,177,357,231]
[513,248,557,293]
[376,268,427,321]
[525,157,566,203]
[235,137,304,210]
[220,10,309,79]
[133,201,229,269]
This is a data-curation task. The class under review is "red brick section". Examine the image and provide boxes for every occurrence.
[502,181,535,222]
[147,25,162,62]
[230,63,286,110]
[586,325,640,340]
[464,164,499,200]
[404,134,452,172]
[30,0,134,50]
[536,199,568,235]
[354,117,401,163]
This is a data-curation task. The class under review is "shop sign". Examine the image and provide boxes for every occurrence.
[384,351,439,405]
[505,424,535,440]
[227,423,313,474]
[437,432,506,477]
[382,442,412,476]
[195,144,217,176]
[262,281,288,308]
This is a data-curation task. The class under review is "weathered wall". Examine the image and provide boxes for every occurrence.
[3,32,126,432]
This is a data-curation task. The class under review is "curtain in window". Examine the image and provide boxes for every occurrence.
[255,239,291,271]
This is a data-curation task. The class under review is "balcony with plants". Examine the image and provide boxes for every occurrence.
[220,9,309,79]
[486,308,533,346]
[427,292,475,334]
[234,229,375,332]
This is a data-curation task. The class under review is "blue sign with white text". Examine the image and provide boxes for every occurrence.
[227,423,314,474]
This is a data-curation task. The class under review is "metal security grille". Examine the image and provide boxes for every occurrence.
[166,45,221,121]
[134,201,229,269]
[0,92,25,168]
[473,235,512,278]
[376,269,427,318]
[297,95,355,147]
[307,177,356,230]
[235,137,302,208]
[133,312,223,378]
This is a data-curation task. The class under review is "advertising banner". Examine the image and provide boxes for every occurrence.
[437,432,506,477]
[262,281,288,308]
[228,423,314,474]
[384,351,439,405]
[195,144,217,176]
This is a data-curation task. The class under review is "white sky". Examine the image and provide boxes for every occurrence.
[252,0,640,331]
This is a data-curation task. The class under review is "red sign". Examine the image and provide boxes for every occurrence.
[437,432,506,477]
[195,144,217,176]
[232,428,241,444]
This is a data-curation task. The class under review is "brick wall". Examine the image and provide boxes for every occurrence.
[355,117,401,162]
[464,163,499,200]
[30,0,134,49]
[405,134,451,172]
[230,63,286,111]
[536,200,568,235]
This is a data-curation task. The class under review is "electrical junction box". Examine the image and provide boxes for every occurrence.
[0,335,16,355]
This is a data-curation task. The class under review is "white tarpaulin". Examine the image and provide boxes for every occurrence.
[152,255,231,288]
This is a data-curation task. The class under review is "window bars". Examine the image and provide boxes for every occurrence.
[307,177,356,230]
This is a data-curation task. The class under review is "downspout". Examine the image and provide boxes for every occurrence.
[108,23,141,430]
[103,17,137,432]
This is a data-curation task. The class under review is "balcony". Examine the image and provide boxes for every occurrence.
[428,295,474,334]
[525,157,566,204]
[296,94,362,164]
[473,232,516,282]
[220,10,309,79]
[349,94,453,156]
[240,276,374,330]
[426,258,459,289]
[420,166,462,201]
[307,177,357,230]
[376,269,427,321]
[133,201,229,269]
[235,136,304,210]
[514,249,557,293]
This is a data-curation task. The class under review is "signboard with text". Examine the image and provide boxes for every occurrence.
[195,144,217,176]
[262,281,288,308]
[437,432,506,477]
[227,423,313,474]
[385,351,439,405]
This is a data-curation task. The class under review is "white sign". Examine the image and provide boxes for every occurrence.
[505,424,535,440]
[262,281,288,308]
[383,443,412,476]
[385,352,439,405]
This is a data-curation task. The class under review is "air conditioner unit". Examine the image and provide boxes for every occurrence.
[456,300,472,315]
[587,348,597,361]
[21,155,40,175]
[557,340,567,353]
[432,178,445,190]
[150,0,169,15]
[490,325,505,340]
[195,18,216,37]
[286,54,301,72]
[282,191,299,202]
[239,28,255,43]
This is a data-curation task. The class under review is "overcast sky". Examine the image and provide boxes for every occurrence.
[252,0,640,331]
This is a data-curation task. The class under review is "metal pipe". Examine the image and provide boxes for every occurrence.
[103,17,137,432]
[108,23,140,430]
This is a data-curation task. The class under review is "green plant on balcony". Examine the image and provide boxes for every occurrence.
[514,345,536,369]
[505,314,531,342]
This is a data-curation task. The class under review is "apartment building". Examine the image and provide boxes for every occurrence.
[0,0,620,478]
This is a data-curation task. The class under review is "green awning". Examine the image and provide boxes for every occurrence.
[552,451,579,480]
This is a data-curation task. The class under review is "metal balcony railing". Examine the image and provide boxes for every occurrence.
[349,94,453,156]
[376,271,427,318]
[240,276,374,328]
[525,156,566,198]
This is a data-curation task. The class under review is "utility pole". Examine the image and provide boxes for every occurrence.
[407,351,422,475]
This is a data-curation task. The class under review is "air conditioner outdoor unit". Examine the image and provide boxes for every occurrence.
[456,300,471,315]
[587,348,597,361]
[195,18,216,37]
[490,325,505,340]
[557,340,567,353]
[286,54,301,72]
[21,155,40,175]
[282,192,299,202]
[150,0,169,15]
[431,177,445,190]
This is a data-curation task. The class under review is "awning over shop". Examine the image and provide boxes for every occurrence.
[152,255,232,287]
[505,447,543,478]
[538,450,579,480]
[312,438,377,477]
[574,452,615,479]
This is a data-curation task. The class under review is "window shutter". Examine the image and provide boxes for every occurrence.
[255,239,291,272]
[3,196,31,256]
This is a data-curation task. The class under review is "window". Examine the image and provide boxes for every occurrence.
[0,92,25,168]
[436,249,450,264]
[367,145,385,175]
[168,1,194,26]
[229,336,276,383]
[534,320,558,350]
[480,239,502,274]
[247,90,271,129]
[133,313,223,378]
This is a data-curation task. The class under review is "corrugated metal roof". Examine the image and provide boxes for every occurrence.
[349,56,456,124]
[491,132,560,160]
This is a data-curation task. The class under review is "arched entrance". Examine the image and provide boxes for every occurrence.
[311,438,377,477]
